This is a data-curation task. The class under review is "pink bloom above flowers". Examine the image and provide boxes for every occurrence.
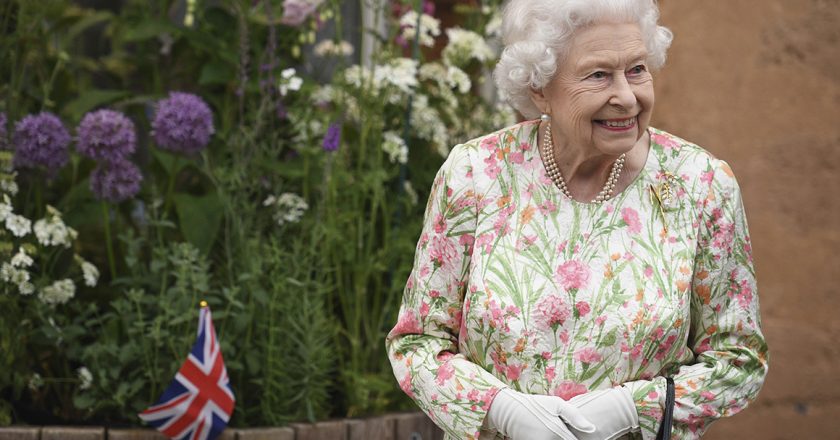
[574,347,602,365]
[621,207,642,234]
[555,260,590,291]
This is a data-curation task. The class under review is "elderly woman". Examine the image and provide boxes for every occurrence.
[386,0,768,439]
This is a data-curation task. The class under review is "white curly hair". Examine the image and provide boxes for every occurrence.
[493,0,673,119]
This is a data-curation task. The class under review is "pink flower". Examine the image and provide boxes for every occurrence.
[280,0,324,26]
[419,301,430,318]
[651,132,680,151]
[555,260,591,291]
[505,363,524,381]
[545,366,556,382]
[575,347,602,364]
[535,294,571,330]
[552,381,588,400]
[399,372,414,398]
[484,155,501,179]
[435,361,455,385]
[480,135,499,151]
[700,391,717,401]
[575,301,591,317]
[390,311,422,336]
[621,207,642,234]
[429,235,458,268]
[700,170,714,184]
[509,151,525,164]
[433,213,447,234]
[644,265,654,278]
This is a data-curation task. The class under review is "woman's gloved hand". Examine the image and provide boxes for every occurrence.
[485,388,596,440]
[565,386,640,440]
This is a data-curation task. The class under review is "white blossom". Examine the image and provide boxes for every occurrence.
[382,131,409,165]
[18,281,34,295]
[5,213,31,237]
[78,257,99,287]
[279,68,304,96]
[11,247,33,268]
[28,373,43,391]
[33,206,76,247]
[343,58,419,97]
[403,181,419,206]
[0,199,11,222]
[399,11,441,48]
[38,279,76,305]
[485,13,503,39]
[410,95,449,157]
[442,28,495,67]
[446,66,472,94]
[77,366,93,390]
[0,176,18,196]
[313,39,354,57]
[266,193,309,225]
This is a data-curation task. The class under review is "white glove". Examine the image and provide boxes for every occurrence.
[566,386,640,440]
[486,388,596,440]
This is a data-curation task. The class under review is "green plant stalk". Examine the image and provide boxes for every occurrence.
[102,202,117,280]
[162,156,181,218]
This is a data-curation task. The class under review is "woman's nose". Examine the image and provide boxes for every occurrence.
[608,75,637,109]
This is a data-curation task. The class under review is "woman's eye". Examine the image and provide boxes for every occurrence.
[588,71,607,80]
[628,65,647,75]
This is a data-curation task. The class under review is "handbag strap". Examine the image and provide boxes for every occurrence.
[656,377,675,440]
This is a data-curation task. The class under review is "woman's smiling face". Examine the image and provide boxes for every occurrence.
[532,22,654,156]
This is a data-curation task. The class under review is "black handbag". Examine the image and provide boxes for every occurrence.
[655,377,675,440]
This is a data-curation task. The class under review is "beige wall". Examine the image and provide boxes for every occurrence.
[652,1,840,438]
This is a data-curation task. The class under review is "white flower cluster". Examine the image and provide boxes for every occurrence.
[382,131,409,165]
[313,40,354,57]
[1,247,35,295]
[419,63,471,96]
[411,95,450,157]
[77,366,93,390]
[343,58,419,97]
[399,11,441,48]
[1,194,31,237]
[279,68,304,97]
[0,174,98,302]
[264,193,309,225]
[75,254,99,287]
[442,27,495,68]
[38,279,76,305]
[33,205,78,248]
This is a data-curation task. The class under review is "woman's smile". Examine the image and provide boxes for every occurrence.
[594,116,638,132]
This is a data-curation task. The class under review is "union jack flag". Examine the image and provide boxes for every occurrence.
[139,304,235,440]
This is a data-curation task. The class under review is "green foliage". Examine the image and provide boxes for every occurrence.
[0,0,512,427]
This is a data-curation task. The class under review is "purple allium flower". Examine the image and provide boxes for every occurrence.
[89,158,143,203]
[76,109,137,163]
[322,123,341,152]
[12,112,71,174]
[151,92,215,155]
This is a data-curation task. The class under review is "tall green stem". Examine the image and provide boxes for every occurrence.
[102,202,117,280]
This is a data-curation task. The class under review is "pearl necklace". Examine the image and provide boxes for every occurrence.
[541,122,626,204]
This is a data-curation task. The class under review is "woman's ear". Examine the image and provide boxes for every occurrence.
[528,86,549,115]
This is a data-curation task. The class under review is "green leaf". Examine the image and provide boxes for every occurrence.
[122,19,177,42]
[173,192,224,255]
[62,90,131,121]
[601,328,617,346]
[199,61,234,86]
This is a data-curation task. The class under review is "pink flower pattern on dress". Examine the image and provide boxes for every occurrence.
[386,122,768,440]
[555,260,591,291]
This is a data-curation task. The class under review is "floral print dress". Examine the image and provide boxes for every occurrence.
[386,120,769,440]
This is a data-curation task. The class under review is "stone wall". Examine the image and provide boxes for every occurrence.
[653,0,840,438]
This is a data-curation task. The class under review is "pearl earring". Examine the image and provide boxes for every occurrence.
[540,113,550,122]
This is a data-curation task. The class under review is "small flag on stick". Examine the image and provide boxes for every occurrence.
[139,302,235,440]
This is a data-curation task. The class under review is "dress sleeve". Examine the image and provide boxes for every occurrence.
[624,159,769,440]
[386,144,507,440]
